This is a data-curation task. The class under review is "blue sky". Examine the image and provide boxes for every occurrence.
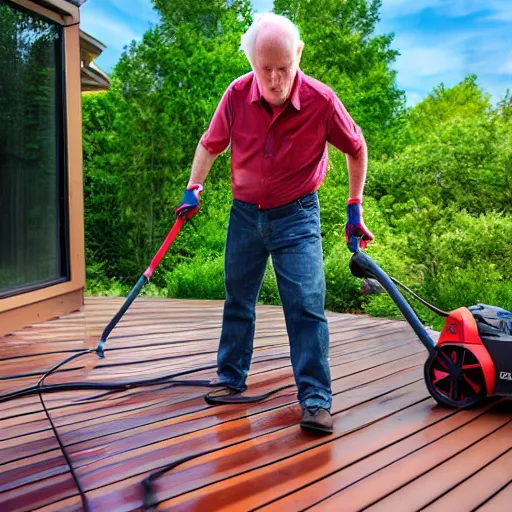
[80,0,512,106]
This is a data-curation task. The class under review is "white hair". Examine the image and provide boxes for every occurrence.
[240,13,303,65]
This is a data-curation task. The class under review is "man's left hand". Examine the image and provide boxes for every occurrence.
[345,199,374,252]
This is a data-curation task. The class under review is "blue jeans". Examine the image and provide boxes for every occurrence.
[217,192,332,410]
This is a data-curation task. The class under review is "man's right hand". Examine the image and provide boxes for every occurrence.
[175,184,204,221]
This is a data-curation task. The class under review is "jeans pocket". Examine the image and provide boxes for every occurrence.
[299,193,319,211]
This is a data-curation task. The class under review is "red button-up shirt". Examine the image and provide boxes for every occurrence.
[200,69,363,209]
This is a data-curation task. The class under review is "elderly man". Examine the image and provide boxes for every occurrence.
[176,13,374,433]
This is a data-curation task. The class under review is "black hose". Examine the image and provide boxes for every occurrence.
[350,250,437,354]
[204,384,294,405]
[96,275,147,357]
[36,350,95,512]
[142,384,296,510]
[3,349,295,510]
[0,354,293,404]
[390,277,449,317]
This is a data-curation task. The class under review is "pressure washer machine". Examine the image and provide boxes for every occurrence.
[350,248,512,409]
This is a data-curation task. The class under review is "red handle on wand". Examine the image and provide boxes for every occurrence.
[97,217,186,357]
[143,217,185,280]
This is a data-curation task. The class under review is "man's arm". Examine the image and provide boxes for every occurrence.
[176,84,232,219]
[187,141,218,187]
[175,141,218,220]
[346,135,367,201]
[344,136,374,251]
[186,84,232,185]
[326,95,368,199]
[326,93,373,250]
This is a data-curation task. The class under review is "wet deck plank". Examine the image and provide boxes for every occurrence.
[0,297,511,511]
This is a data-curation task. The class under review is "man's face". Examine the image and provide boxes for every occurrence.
[253,29,302,107]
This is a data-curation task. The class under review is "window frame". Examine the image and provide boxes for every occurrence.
[0,0,84,338]
[0,1,71,299]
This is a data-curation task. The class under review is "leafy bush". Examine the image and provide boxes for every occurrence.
[82,1,512,332]
[165,256,225,299]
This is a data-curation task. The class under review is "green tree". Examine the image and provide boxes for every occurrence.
[81,0,512,325]
[83,0,252,283]
[274,0,406,157]
[367,77,508,215]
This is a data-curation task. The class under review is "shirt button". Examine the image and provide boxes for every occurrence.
[265,136,275,156]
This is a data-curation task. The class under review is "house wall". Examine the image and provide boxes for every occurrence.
[0,0,85,336]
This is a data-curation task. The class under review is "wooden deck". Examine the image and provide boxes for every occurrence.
[1,297,511,512]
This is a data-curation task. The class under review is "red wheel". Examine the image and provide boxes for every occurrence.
[424,345,487,408]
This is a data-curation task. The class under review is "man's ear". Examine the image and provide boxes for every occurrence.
[296,41,304,63]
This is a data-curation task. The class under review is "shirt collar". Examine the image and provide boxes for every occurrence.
[250,69,302,111]
[290,70,302,110]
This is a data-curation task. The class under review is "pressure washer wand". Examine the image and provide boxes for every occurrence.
[96,217,185,358]
[350,248,437,355]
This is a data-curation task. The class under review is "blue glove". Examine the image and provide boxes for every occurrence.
[175,184,203,220]
[345,199,374,252]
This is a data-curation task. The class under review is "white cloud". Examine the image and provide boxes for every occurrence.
[452,0,512,19]
[80,4,141,54]
[381,0,512,19]
[500,60,512,74]
[380,0,443,17]
[395,45,464,78]
[108,0,159,23]
[378,1,512,105]
[484,9,512,22]
[405,91,424,107]
[253,0,274,13]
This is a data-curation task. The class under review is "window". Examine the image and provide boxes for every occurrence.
[0,2,69,298]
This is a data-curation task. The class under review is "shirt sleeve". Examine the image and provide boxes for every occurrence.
[200,86,233,155]
[326,94,363,157]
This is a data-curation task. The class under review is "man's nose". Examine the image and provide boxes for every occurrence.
[270,69,278,85]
